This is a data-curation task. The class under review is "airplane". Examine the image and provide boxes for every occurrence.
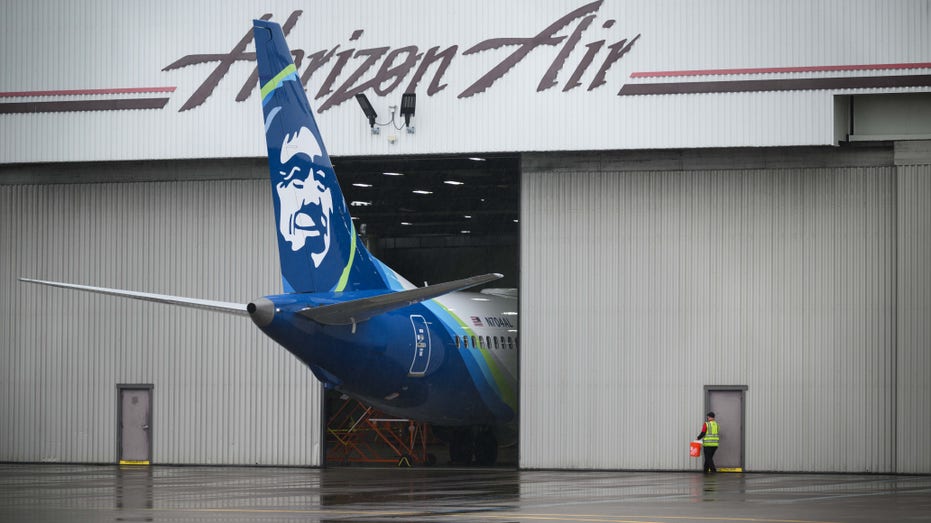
[20,19,517,466]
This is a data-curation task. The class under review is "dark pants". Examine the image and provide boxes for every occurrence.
[703,446,717,472]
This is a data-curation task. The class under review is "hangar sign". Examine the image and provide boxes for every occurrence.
[0,1,638,116]
[1,0,929,162]
[166,1,640,113]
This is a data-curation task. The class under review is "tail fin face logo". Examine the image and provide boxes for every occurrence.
[255,19,394,294]
[266,108,350,291]
[276,127,333,268]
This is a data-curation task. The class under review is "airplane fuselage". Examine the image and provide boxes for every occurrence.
[251,290,518,426]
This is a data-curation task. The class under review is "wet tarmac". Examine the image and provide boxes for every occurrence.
[1,464,929,522]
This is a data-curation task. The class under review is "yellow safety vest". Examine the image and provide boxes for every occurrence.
[704,420,719,447]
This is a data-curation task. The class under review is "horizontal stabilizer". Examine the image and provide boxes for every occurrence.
[20,278,248,316]
[298,273,503,326]
[480,288,518,299]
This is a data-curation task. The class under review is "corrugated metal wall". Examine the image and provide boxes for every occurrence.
[520,147,904,472]
[0,165,323,465]
[3,147,928,471]
[896,143,931,474]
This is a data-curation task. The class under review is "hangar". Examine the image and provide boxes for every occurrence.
[1,0,930,473]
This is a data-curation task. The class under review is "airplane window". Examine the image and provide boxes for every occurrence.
[485,336,491,349]
[494,337,499,350]
[462,336,468,348]
[472,336,478,349]
[455,336,461,349]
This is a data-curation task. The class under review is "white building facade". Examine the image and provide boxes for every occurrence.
[1,0,929,472]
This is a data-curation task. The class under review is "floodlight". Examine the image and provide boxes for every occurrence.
[355,93,378,128]
[400,93,416,127]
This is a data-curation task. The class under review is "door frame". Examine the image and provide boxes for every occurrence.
[117,384,154,465]
[703,385,748,471]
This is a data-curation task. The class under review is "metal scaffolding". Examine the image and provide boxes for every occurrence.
[326,399,437,467]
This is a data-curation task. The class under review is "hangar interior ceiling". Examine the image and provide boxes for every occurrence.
[335,154,519,241]
[334,154,521,288]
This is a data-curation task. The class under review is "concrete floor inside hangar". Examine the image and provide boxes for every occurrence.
[1,464,930,522]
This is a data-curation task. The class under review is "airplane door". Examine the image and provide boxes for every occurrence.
[409,315,431,376]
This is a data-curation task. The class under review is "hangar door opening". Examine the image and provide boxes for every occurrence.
[324,153,520,467]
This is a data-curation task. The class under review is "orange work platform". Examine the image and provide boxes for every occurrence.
[326,399,437,467]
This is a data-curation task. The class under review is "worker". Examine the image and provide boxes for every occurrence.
[696,412,719,473]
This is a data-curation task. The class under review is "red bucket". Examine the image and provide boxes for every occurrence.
[689,440,702,458]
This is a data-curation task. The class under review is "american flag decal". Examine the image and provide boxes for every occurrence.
[471,316,483,327]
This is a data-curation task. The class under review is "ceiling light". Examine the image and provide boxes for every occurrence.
[461,230,471,234]
[412,190,432,195]
[353,183,373,188]
[444,180,464,185]
[383,172,404,176]
[468,157,486,161]
[464,215,472,219]
[350,201,372,207]
[401,222,413,226]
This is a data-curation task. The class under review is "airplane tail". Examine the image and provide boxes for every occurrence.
[253,20,404,293]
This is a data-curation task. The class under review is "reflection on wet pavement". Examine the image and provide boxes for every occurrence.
[1,464,930,522]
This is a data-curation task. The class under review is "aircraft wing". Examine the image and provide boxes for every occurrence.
[19,278,248,316]
[297,273,503,326]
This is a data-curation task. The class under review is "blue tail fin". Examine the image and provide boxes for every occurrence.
[253,20,400,293]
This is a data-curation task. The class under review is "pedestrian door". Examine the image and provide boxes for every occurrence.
[705,386,747,471]
[118,385,153,464]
